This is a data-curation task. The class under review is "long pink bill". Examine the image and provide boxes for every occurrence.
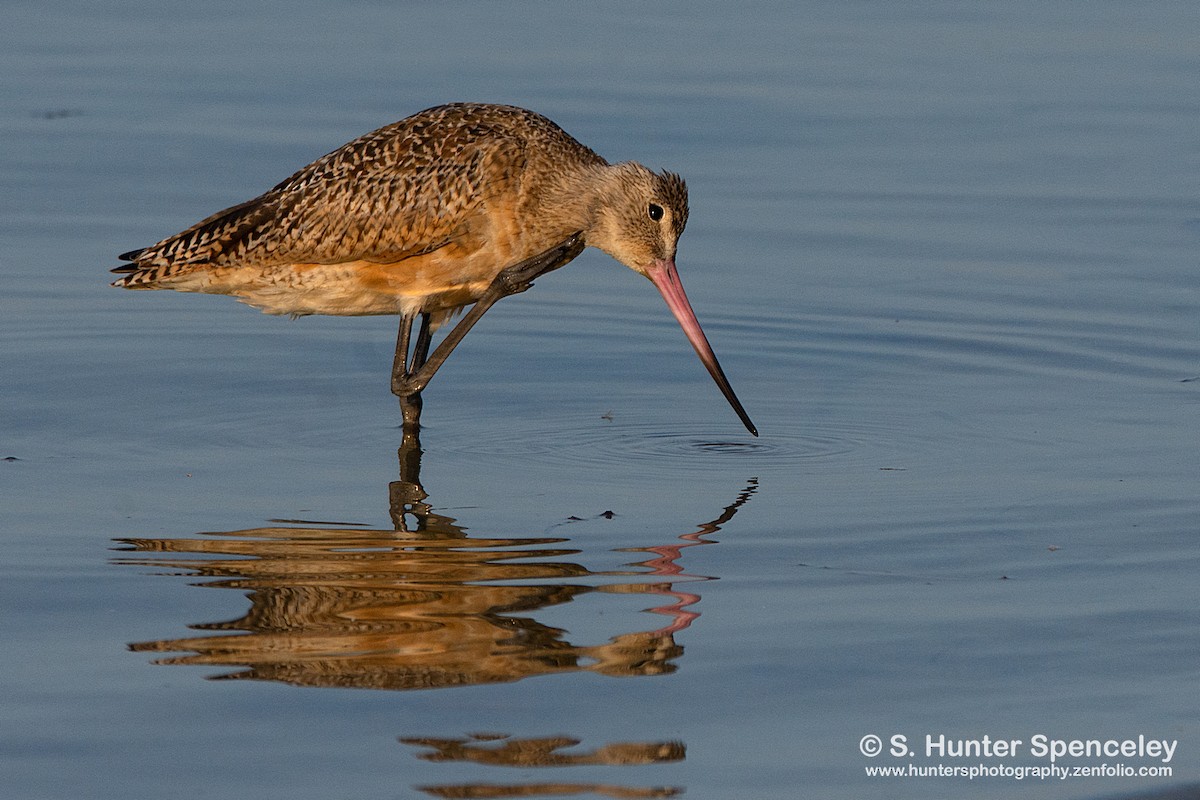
[645,259,758,436]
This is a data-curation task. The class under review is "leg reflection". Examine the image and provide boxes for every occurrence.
[390,421,432,533]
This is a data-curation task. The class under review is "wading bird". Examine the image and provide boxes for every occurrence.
[112,103,756,435]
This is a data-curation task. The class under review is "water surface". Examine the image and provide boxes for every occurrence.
[3,2,1199,798]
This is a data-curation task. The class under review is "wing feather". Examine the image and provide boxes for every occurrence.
[114,105,530,285]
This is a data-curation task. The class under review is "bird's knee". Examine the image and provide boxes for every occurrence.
[391,374,424,398]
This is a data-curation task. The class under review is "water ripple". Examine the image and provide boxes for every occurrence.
[429,416,914,475]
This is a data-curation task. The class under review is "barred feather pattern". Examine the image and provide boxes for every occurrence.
[110,103,687,320]
[114,106,582,281]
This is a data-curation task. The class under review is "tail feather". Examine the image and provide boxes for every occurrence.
[110,194,277,290]
[110,245,161,288]
[110,260,174,288]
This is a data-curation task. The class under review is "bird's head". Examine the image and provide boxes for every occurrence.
[588,163,689,274]
[585,163,757,436]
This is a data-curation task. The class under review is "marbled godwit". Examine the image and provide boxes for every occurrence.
[112,103,757,435]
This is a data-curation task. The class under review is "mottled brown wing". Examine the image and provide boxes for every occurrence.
[114,114,528,281]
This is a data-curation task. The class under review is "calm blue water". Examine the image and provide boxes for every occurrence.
[3,2,1199,799]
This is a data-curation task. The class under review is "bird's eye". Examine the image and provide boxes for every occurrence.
[648,203,664,221]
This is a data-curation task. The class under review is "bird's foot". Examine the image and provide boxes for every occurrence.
[494,233,585,295]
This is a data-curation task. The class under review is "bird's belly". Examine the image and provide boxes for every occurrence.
[176,253,503,317]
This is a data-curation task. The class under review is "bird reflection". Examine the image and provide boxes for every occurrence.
[114,427,757,691]
[403,733,684,798]
[416,780,679,798]
[404,734,685,767]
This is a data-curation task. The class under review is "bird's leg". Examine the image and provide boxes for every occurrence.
[399,312,434,427]
[409,311,433,372]
[392,312,425,428]
[391,233,585,401]
[392,312,416,387]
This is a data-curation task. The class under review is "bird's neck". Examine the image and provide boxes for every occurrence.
[530,161,629,244]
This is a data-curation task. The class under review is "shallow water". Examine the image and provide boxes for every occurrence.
[3,2,1199,798]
